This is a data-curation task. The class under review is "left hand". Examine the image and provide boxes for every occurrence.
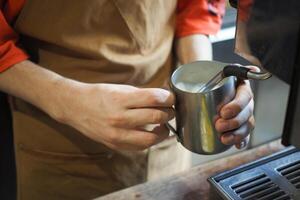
[215,79,255,149]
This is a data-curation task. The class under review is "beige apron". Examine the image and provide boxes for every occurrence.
[11,1,183,200]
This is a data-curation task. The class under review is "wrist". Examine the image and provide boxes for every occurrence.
[176,34,212,64]
[41,76,83,123]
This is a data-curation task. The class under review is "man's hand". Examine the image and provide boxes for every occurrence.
[0,61,174,151]
[215,80,255,149]
[57,83,175,151]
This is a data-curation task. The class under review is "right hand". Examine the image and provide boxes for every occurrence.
[54,83,175,151]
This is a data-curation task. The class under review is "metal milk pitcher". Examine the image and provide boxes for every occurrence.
[167,60,271,155]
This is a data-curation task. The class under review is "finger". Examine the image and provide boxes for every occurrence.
[220,81,253,119]
[220,116,255,145]
[123,108,175,127]
[127,88,175,108]
[216,99,254,132]
[110,125,169,151]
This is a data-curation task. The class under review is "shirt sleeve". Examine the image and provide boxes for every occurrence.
[238,0,253,22]
[0,0,28,73]
[176,0,226,38]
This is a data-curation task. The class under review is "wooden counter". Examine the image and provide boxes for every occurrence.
[96,140,285,200]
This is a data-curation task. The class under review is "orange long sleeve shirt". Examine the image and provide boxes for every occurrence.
[0,0,28,72]
[0,0,225,73]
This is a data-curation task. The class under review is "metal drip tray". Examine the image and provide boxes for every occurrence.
[208,147,300,200]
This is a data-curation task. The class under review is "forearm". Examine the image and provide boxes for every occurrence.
[175,34,212,64]
[0,60,76,119]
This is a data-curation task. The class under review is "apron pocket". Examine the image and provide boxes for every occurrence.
[17,145,123,200]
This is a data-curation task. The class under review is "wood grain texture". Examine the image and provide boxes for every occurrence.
[95,140,285,200]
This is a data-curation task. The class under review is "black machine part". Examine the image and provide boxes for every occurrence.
[234,0,300,84]
[197,64,271,93]
[208,147,300,200]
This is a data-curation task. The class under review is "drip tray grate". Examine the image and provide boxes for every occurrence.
[278,160,300,189]
[208,147,300,200]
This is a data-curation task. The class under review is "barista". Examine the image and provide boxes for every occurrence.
[0,0,255,199]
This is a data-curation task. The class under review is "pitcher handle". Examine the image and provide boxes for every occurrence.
[165,122,180,142]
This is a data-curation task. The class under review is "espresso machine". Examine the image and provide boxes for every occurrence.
[232,0,300,148]
[209,0,300,199]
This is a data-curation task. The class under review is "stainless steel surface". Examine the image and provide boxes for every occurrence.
[168,61,236,155]
[246,71,272,80]
[196,70,224,93]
